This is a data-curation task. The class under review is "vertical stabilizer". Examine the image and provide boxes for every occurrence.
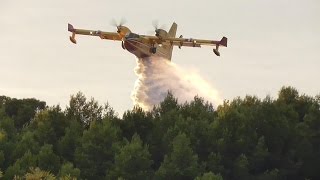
[168,22,177,38]
[163,22,177,60]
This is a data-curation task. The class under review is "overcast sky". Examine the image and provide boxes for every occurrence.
[1,0,319,114]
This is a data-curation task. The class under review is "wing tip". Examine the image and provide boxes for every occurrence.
[220,37,228,47]
[68,23,75,32]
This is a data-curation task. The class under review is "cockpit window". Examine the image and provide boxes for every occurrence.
[126,33,140,38]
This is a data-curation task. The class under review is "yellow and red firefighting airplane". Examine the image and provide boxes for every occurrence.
[68,22,227,60]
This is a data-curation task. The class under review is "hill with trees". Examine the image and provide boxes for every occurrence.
[0,86,319,179]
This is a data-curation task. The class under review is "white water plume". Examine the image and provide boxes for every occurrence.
[131,56,222,110]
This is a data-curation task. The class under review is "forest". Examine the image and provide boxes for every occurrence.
[0,86,319,180]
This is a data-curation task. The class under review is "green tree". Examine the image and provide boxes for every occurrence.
[156,133,199,180]
[0,115,17,168]
[120,107,153,143]
[0,151,4,169]
[75,119,121,179]
[109,134,153,179]
[0,87,320,179]
[11,131,39,162]
[149,93,181,169]
[207,152,225,175]
[66,92,103,126]
[13,151,37,175]
[4,163,23,179]
[57,119,82,162]
[37,144,60,174]
[233,154,250,180]
[250,136,269,173]
[195,172,223,180]
[30,106,67,147]
[4,98,45,129]
[0,115,16,140]
[257,168,280,180]
[59,162,80,179]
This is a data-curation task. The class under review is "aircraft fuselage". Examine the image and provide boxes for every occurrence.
[124,35,169,59]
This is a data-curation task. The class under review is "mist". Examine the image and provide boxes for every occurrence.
[131,56,222,110]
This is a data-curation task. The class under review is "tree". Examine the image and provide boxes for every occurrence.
[24,167,55,180]
[11,131,39,162]
[13,151,37,175]
[58,120,82,162]
[120,107,153,142]
[30,106,68,147]
[195,172,223,180]
[109,134,153,179]
[156,133,199,180]
[66,92,103,126]
[4,98,45,129]
[257,169,280,180]
[0,151,4,169]
[59,162,80,179]
[0,115,17,169]
[207,152,225,176]
[250,136,269,173]
[4,163,23,179]
[155,91,180,115]
[233,154,250,180]
[0,87,320,179]
[0,115,16,140]
[31,110,58,146]
[37,144,60,174]
[75,119,121,179]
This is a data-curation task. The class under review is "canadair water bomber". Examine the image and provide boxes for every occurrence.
[68,22,227,60]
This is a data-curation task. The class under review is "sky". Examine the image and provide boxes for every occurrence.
[1,0,320,114]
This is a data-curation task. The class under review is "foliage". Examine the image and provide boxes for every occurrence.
[59,162,80,179]
[25,167,55,180]
[155,133,199,179]
[108,134,153,179]
[195,172,223,180]
[0,87,319,179]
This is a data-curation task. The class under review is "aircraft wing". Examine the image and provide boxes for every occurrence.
[141,36,227,48]
[141,35,227,56]
[68,24,121,44]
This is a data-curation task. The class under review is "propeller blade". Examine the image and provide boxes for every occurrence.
[110,19,118,27]
[152,20,159,30]
[152,20,166,31]
[119,18,127,26]
[110,18,127,27]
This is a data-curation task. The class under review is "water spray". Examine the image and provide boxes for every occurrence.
[131,57,222,111]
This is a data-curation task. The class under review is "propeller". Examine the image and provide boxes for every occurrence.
[111,18,128,49]
[152,20,166,36]
[110,18,127,33]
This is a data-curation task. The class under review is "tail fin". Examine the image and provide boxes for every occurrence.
[168,22,177,38]
[163,22,177,60]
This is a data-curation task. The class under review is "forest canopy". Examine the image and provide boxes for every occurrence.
[0,86,319,180]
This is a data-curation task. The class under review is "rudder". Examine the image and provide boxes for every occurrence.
[163,22,177,60]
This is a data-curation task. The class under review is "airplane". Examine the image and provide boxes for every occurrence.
[68,22,227,61]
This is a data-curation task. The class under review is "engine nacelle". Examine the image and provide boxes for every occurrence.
[155,29,167,38]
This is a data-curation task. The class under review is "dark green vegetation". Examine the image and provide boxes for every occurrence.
[0,87,319,180]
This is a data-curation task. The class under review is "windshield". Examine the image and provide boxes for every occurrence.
[126,33,139,39]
